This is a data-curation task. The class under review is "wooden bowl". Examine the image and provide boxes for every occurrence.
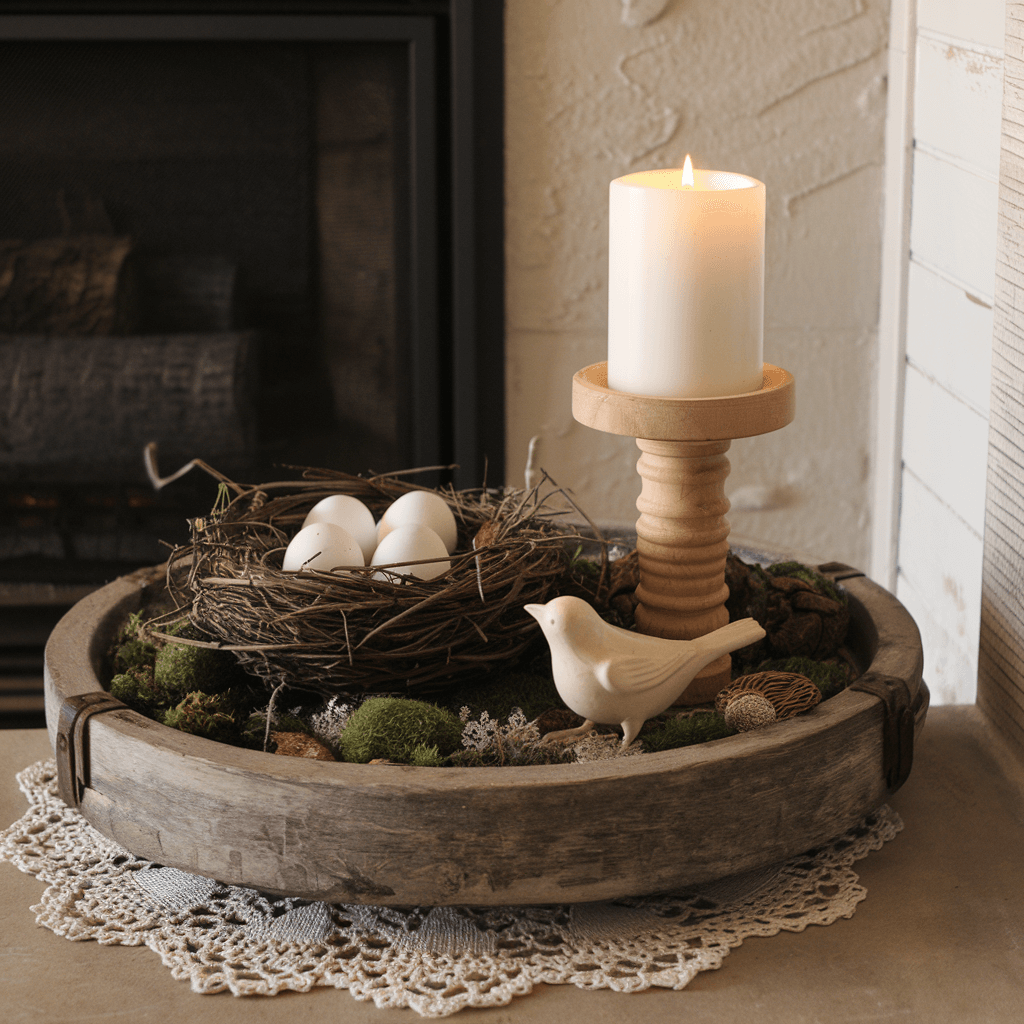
[44,564,926,906]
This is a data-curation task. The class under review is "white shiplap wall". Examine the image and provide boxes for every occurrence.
[895,0,1004,704]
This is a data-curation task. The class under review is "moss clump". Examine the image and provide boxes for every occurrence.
[439,663,560,722]
[753,656,849,699]
[765,561,846,605]
[154,642,247,699]
[446,744,574,768]
[641,712,735,753]
[113,637,157,674]
[115,610,145,644]
[162,691,237,742]
[338,698,463,764]
[409,743,445,767]
[108,666,167,713]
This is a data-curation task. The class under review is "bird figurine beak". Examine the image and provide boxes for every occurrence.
[523,604,543,623]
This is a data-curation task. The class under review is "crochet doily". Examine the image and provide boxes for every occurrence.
[1,760,901,1017]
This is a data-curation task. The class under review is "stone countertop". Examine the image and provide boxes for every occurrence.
[3,705,1024,1023]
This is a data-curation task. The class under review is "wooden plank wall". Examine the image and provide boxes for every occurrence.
[894,0,1004,705]
[979,1,1024,749]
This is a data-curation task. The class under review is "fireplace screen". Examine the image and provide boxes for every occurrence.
[0,7,503,576]
[0,8,504,722]
[1,35,413,537]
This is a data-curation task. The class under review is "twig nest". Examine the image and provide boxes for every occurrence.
[270,731,336,761]
[716,671,823,720]
[724,693,777,732]
[168,469,601,697]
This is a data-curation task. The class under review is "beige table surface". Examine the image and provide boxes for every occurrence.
[3,706,1024,1024]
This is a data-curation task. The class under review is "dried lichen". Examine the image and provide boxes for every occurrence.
[447,708,572,767]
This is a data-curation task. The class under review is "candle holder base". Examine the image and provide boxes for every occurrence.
[573,361,795,705]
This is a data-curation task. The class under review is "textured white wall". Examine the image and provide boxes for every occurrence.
[505,0,889,568]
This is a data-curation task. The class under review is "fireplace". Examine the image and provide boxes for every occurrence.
[0,3,505,722]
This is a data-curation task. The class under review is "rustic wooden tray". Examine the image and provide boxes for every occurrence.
[43,563,926,906]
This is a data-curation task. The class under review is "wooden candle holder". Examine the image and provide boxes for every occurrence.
[572,361,795,703]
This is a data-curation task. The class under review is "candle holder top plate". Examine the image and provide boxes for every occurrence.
[572,361,795,440]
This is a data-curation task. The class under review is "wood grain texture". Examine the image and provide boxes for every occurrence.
[897,571,978,706]
[43,566,925,906]
[901,362,990,535]
[0,330,256,473]
[897,469,983,670]
[918,0,1006,52]
[914,33,1004,180]
[572,362,795,701]
[905,261,993,418]
[910,149,999,299]
[0,236,136,335]
[979,2,1024,755]
[633,438,732,702]
[870,0,916,588]
[571,362,794,441]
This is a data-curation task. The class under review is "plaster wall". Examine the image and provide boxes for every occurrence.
[505,0,889,568]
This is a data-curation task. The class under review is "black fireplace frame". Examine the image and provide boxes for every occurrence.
[0,0,505,489]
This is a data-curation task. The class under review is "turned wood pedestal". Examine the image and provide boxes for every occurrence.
[572,361,795,703]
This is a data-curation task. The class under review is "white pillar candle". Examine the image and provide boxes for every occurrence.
[608,164,765,399]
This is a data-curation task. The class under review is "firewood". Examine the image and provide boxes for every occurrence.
[0,235,137,335]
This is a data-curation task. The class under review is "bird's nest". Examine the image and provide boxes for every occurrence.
[160,465,608,698]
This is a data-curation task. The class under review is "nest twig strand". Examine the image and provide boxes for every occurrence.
[165,466,595,697]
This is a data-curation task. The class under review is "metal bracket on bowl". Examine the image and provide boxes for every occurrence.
[850,672,915,793]
[816,561,866,582]
[55,692,127,809]
[817,561,916,793]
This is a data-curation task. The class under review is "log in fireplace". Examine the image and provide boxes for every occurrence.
[0,2,504,722]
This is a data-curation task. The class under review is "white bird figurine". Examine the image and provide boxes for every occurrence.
[524,596,767,747]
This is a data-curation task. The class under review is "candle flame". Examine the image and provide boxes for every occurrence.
[681,154,694,188]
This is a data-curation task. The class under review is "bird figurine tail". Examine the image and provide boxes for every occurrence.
[688,617,765,672]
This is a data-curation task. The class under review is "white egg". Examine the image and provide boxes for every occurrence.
[282,522,364,572]
[302,494,377,563]
[377,490,458,554]
[371,523,451,581]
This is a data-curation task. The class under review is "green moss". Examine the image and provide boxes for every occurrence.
[216,683,261,718]
[108,666,166,713]
[753,656,849,698]
[567,545,602,577]
[409,743,445,767]
[113,637,157,674]
[162,691,237,742]
[641,712,735,753]
[446,744,574,767]
[338,698,463,764]
[766,562,846,605]
[154,642,247,699]
[115,610,145,644]
[439,665,560,722]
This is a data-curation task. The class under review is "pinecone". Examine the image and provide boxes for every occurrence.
[726,555,850,669]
